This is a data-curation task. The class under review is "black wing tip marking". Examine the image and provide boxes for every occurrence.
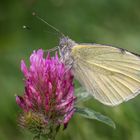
[118,47,140,58]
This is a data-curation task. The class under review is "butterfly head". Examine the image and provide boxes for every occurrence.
[59,36,76,65]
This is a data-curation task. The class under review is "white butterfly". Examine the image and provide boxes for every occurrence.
[59,36,140,106]
[34,14,140,106]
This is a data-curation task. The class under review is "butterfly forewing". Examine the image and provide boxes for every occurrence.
[71,44,140,106]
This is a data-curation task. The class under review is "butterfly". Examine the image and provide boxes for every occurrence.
[34,13,140,106]
[58,36,140,106]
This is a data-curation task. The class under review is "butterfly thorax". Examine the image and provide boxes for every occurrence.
[59,36,77,66]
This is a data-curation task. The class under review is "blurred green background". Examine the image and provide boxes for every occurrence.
[1,0,140,140]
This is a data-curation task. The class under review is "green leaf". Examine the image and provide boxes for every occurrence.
[75,87,92,104]
[75,107,116,128]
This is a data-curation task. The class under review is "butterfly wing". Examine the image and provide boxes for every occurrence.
[71,44,140,106]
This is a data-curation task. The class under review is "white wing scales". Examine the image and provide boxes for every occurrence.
[71,44,140,106]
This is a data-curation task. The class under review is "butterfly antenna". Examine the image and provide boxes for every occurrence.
[22,25,31,30]
[32,12,65,37]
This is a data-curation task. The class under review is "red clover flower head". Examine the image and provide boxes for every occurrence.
[16,49,76,139]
